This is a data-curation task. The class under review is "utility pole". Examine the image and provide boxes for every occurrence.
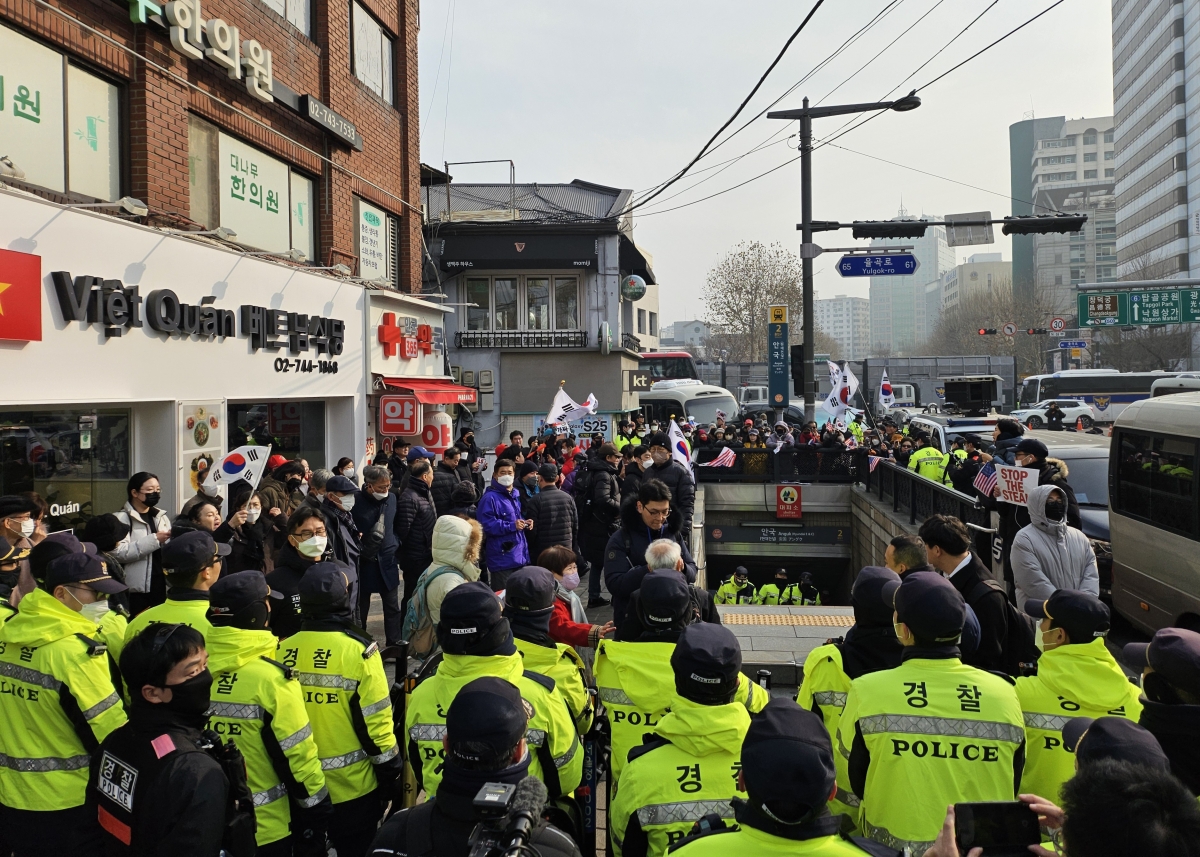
[799,100,815,422]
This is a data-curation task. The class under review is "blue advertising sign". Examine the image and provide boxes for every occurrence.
[768,305,790,407]
[837,253,919,277]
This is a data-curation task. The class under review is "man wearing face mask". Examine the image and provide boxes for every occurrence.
[477,460,531,592]
[1010,484,1098,607]
[1015,589,1141,803]
[321,476,363,607]
[206,571,331,857]
[90,623,235,857]
[282,563,400,857]
[352,466,401,648]
[0,551,128,856]
[180,467,225,519]
[268,508,332,639]
[124,530,226,645]
[395,459,438,618]
[643,433,695,540]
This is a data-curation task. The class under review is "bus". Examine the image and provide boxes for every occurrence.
[1151,373,1200,397]
[639,351,699,381]
[1016,370,1180,421]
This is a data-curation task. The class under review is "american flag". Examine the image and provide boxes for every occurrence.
[699,447,737,467]
[868,454,882,473]
[973,462,998,497]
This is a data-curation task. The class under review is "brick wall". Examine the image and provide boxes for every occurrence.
[1,0,420,291]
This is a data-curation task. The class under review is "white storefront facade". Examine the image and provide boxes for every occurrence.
[0,189,367,530]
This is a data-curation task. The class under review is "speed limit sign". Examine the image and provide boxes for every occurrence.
[379,395,419,436]
[1050,317,1066,332]
[1002,322,1017,336]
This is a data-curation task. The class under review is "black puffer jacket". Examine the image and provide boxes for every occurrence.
[526,485,579,560]
[394,479,437,571]
[578,459,622,535]
[266,540,324,638]
[647,458,695,529]
[603,497,698,630]
[430,461,469,517]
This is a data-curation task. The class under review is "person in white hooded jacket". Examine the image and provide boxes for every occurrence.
[423,515,483,625]
[1010,483,1098,606]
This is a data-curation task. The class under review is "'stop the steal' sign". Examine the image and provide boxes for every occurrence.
[995,465,1038,507]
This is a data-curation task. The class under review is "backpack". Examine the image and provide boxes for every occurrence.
[967,578,1040,676]
[401,565,466,660]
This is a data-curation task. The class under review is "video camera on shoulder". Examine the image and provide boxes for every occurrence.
[467,777,546,857]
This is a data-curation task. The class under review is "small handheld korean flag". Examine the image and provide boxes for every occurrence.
[208,445,273,489]
[666,420,695,482]
[879,371,895,410]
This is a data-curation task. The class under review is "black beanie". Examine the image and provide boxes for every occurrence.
[672,623,741,705]
[851,566,901,627]
[437,581,516,657]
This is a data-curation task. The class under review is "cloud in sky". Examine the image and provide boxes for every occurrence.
[419,0,1113,325]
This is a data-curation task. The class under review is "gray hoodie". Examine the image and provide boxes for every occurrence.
[1010,484,1098,605]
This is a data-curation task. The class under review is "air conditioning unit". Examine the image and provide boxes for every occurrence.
[462,369,476,387]
[450,365,462,383]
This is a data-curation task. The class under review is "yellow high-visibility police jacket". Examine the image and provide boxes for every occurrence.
[756,582,811,606]
[405,650,582,799]
[714,579,756,605]
[0,589,126,810]
[907,447,946,482]
[610,696,750,857]
[671,813,895,856]
[614,434,642,452]
[280,621,399,804]
[206,623,328,846]
[837,654,1025,856]
[594,639,767,785]
[797,643,860,827]
[1015,638,1142,802]
[124,590,213,645]
[515,636,593,736]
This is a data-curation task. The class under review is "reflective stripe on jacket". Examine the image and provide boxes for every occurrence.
[837,656,1025,855]
[0,589,126,810]
[205,624,327,846]
[797,644,860,827]
[281,628,397,804]
[714,580,756,605]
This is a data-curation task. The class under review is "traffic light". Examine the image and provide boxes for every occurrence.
[851,220,929,240]
[1001,214,1088,235]
[978,328,998,335]
[1026,328,1049,335]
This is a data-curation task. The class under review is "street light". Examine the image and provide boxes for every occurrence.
[768,91,921,422]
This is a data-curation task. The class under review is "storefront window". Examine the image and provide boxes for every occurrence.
[527,278,550,330]
[466,279,490,330]
[555,277,579,329]
[228,402,326,469]
[0,408,130,531]
[494,278,518,330]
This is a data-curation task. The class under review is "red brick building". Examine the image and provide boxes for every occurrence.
[0,0,422,291]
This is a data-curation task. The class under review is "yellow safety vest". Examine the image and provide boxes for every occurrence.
[124,591,213,645]
[206,624,328,846]
[797,644,860,827]
[1015,639,1143,802]
[908,447,946,482]
[515,637,594,737]
[609,696,749,857]
[671,818,883,856]
[279,626,398,805]
[0,589,126,810]
[837,656,1025,855]
[714,579,756,605]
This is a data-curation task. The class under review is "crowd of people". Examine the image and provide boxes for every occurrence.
[0,409,1197,857]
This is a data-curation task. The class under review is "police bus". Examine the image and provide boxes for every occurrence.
[1017,370,1182,422]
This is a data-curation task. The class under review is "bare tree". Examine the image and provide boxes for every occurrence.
[703,242,805,362]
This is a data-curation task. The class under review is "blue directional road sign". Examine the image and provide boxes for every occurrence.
[837,253,919,277]
[1058,340,1087,349]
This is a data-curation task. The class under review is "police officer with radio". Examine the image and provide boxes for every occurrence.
[370,677,580,857]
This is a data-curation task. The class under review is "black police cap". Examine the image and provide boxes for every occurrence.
[298,561,352,610]
[44,552,127,595]
[208,570,282,618]
[882,570,965,642]
[504,566,555,614]
[741,698,836,822]
[162,530,231,575]
[637,571,692,628]
[1122,627,1200,698]
[671,623,741,704]
[1024,589,1110,644]
[437,581,515,657]
[1062,716,1170,772]
[446,676,531,765]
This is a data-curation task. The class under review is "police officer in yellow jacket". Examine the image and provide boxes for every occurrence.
[755,568,803,606]
[0,551,128,857]
[504,565,593,736]
[610,623,752,857]
[205,571,331,857]
[714,566,756,605]
[1016,590,1142,802]
[595,572,768,786]
[671,699,901,857]
[406,581,582,799]
[0,537,28,625]
[796,566,903,827]
[837,571,1025,856]
[281,562,400,857]
[125,530,223,644]
[906,433,946,482]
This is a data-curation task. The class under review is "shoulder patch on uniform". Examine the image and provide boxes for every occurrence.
[260,655,295,680]
[151,733,177,759]
[607,551,616,560]
[522,669,556,693]
[75,634,107,657]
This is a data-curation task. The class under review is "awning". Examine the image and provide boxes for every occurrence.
[437,233,598,271]
[384,378,477,404]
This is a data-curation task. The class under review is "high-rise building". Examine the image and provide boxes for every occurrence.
[1010,116,1116,305]
[1111,2,1189,279]
[940,254,1013,312]
[815,295,870,360]
[868,212,955,354]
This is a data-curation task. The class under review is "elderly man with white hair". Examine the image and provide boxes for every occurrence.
[616,538,721,640]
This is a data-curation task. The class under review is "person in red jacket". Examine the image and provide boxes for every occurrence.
[537,546,613,648]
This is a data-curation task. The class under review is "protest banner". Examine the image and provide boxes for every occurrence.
[996,464,1039,506]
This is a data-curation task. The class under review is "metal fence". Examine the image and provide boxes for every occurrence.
[863,459,995,556]
[693,446,868,484]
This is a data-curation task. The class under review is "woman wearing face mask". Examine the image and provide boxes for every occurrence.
[538,545,614,651]
[222,485,276,575]
[333,456,357,484]
[114,472,173,615]
[620,448,654,502]
[266,507,331,639]
[179,468,224,519]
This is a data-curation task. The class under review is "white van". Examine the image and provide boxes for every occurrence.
[639,379,739,426]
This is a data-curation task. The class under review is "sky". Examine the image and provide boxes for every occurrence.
[417,0,1115,326]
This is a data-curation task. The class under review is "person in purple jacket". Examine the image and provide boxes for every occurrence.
[475,459,531,592]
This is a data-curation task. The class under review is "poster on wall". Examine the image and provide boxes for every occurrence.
[178,400,226,513]
[357,198,391,281]
[218,132,291,253]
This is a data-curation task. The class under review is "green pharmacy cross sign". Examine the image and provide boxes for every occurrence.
[1078,289,1200,326]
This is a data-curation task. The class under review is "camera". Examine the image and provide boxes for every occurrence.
[466,778,545,857]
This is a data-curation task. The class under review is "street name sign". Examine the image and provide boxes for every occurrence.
[1058,340,1087,349]
[837,254,919,277]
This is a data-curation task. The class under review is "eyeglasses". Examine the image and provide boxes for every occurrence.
[643,506,671,518]
[294,528,327,539]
